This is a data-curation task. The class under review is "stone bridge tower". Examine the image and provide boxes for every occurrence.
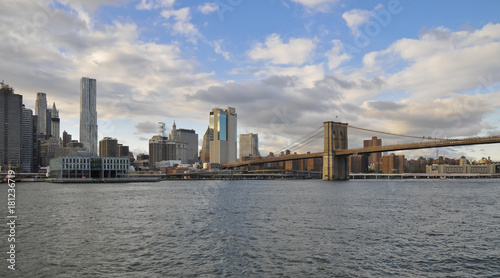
[323,121,349,181]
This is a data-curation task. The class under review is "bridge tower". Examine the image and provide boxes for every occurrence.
[323,121,349,181]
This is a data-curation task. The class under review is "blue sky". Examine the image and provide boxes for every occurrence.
[1,0,500,160]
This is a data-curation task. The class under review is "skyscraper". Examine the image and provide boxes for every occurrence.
[239,133,260,160]
[209,107,237,164]
[99,137,118,157]
[80,77,98,156]
[158,122,166,137]
[51,102,60,144]
[35,92,47,135]
[176,128,199,164]
[0,83,22,170]
[200,127,210,163]
[21,106,34,172]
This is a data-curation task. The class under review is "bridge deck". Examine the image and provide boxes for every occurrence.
[222,136,500,168]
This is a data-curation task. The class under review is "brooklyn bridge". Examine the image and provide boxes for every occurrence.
[222,121,500,181]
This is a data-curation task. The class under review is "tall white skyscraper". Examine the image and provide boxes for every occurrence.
[35,92,47,135]
[80,77,98,156]
[209,107,237,164]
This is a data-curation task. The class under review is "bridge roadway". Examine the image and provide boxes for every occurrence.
[222,136,500,168]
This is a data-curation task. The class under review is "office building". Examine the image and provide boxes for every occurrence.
[149,135,169,167]
[21,106,34,172]
[35,92,47,135]
[209,107,237,164]
[239,133,260,160]
[176,128,199,164]
[62,130,72,147]
[200,127,210,163]
[149,131,187,167]
[80,77,98,156]
[51,103,60,144]
[32,115,40,171]
[0,83,22,171]
[99,137,118,157]
[117,144,130,158]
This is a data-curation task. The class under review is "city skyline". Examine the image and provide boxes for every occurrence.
[2,1,500,160]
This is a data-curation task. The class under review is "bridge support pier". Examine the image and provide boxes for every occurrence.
[323,121,349,181]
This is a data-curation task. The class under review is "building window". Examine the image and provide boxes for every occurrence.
[219,114,227,141]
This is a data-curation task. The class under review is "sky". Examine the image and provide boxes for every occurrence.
[1,0,500,161]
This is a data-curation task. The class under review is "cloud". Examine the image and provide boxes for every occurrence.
[136,0,175,10]
[135,121,158,134]
[247,34,316,66]
[325,40,351,70]
[211,40,230,60]
[342,9,374,36]
[161,7,201,43]
[290,0,339,12]
[375,23,500,100]
[198,2,218,14]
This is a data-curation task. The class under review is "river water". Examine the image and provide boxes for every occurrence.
[1,179,500,277]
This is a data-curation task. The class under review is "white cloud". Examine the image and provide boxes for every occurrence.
[342,9,374,36]
[211,40,230,60]
[325,40,351,70]
[161,7,201,43]
[247,34,316,66]
[198,2,218,14]
[136,0,175,10]
[291,0,339,12]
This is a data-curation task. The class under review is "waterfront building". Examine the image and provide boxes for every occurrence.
[35,92,47,135]
[80,77,98,156]
[49,156,130,179]
[239,133,260,160]
[381,153,405,174]
[426,157,500,174]
[21,106,34,172]
[209,107,237,164]
[349,154,369,173]
[0,83,22,171]
[51,102,60,144]
[364,136,382,171]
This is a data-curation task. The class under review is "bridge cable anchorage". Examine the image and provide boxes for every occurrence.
[348,125,446,141]
[274,125,324,155]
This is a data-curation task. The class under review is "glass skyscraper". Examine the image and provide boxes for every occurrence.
[209,107,237,164]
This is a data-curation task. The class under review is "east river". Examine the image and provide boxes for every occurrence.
[1,179,500,277]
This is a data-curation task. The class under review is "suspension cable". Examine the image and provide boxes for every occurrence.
[348,125,445,141]
[274,125,323,154]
